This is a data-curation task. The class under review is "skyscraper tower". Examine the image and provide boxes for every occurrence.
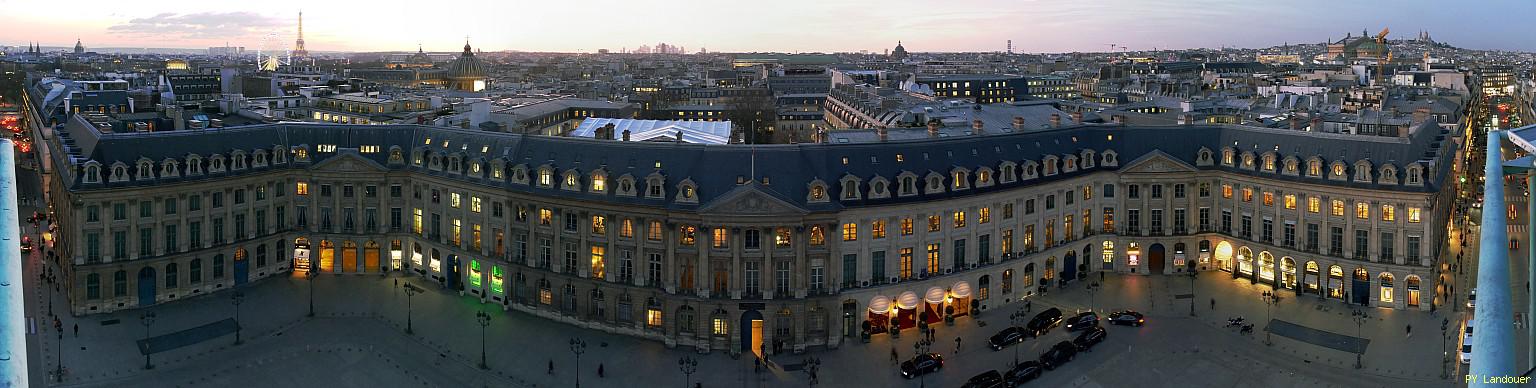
[291,11,309,58]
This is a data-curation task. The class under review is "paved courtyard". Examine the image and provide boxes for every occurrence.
[21,263,1462,388]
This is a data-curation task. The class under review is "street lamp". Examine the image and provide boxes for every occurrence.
[1440,318,1450,380]
[54,325,62,382]
[1009,309,1027,365]
[569,338,587,388]
[1189,271,1198,317]
[1351,308,1369,369]
[1261,291,1279,346]
[403,283,420,334]
[678,356,698,388]
[913,337,934,388]
[475,310,491,369]
[231,290,245,345]
[306,268,317,317]
[802,356,821,387]
[140,311,156,370]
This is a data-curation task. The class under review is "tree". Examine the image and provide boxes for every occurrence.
[724,88,776,144]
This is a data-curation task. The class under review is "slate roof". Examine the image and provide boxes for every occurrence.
[56,117,1456,213]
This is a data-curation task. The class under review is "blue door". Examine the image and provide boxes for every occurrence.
[137,267,157,307]
[234,256,249,286]
[1063,253,1078,281]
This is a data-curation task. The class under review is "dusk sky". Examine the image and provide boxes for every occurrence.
[3,0,1532,53]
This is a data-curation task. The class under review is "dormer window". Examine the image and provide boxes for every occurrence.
[1064,156,1078,172]
[412,150,425,166]
[617,175,636,196]
[1023,162,1038,179]
[999,163,1016,183]
[273,146,287,164]
[469,160,482,175]
[1307,159,1322,177]
[1196,148,1214,165]
[110,163,129,182]
[1330,162,1346,180]
[1261,153,1275,172]
[926,174,944,193]
[1081,150,1096,169]
[952,170,969,190]
[136,160,154,180]
[1406,165,1423,186]
[840,179,859,200]
[83,162,102,183]
[646,174,666,199]
[1101,150,1118,166]
[491,162,505,181]
[253,151,268,167]
[1283,157,1298,175]
[898,173,918,197]
[232,152,247,170]
[976,169,992,187]
[1221,148,1235,166]
[870,178,889,198]
[676,180,698,203]
[160,160,178,177]
[809,183,828,202]
[1379,165,1397,185]
[1354,161,1372,182]
[1042,156,1058,176]
[512,166,529,184]
[537,168,554,187]
[389,148,404,164]
[428,154,442,170]
[294,147,309,162]
[1240,152,1254,169]
[563,171,581,191]
[591,173,607,192]
[186,156,202,175]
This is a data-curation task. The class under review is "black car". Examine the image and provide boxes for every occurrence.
[1107,310,1145,326]
[1025,308,1064,337]
[900,352,944,379]
[1064,311,1099,331]
[1073,326,1107,351]
[989,326,1028,350]
[960,370,1006,388]
[1038,340,1078,370]
[1004,361,1045,385]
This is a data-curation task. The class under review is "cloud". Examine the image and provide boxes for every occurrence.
[108,12,285,40]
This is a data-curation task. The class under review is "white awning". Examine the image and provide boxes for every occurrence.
[952,281,972,298]
[896,291,920,310]
[925,287,946,304]
[868,295,891,314]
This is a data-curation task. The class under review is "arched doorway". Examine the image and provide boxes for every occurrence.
[341,241,359,273]
[1214,241,1233,272]
[1327,265,1344,299]
[740,309,765,357]
[1044,257,1056,286]
[1063,252,1078,281]
[1304,261,1320,294]
[1257,252,1274,284]
[1101,241,1115,271]
[364,241,381,273]
[1236,247,1254,279]
[1279,257,1297,289]
[1351,267,1369,304]
[1147,244,1166,274]
[137,266,157,307]
[293,237,312,271]
[318,240,335,272]
[233,248,249,286]
[1378,273,1395,305]
[1175,243,1191,272]
[1406,276,1421,307]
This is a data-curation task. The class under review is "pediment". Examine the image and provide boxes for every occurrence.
[307,150,388,173]
[698,183,809,216]
[1119,150,1198,174]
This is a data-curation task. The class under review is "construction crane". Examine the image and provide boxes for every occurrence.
[1374,27,1389,86]
[1104,43,1117,53]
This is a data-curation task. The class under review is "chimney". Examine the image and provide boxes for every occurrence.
[675,130,684,143]
[622,129,631,142]
[1011,116,1025,130]
[1399,124,1410,138]
[1113,115,1126,125]
[1049,114,1061,127]
[927,119,941,137]
[1290,118,1300,130]
[971,119,984,135]
[1071,112,1083,124]
[603,123,617,140]
[877,127,888,142]
[1311,116,1322,131]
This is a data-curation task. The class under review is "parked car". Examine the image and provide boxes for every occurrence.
[1460,342,1472,365]
[1025,308,1064,337]
[1073,326,1107,351]
[1004,361,1045,385]
[960,370,1006,388]
[1038,340,1078,370]
[900,352,944,379]
[989,326,1028,350]
[1064,311,1099,331]
[1464,319,1475,339]
[19,236,31,253]
[1107,310,1145,326]
[1468,289,1477,309]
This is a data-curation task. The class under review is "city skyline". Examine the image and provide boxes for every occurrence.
[2,0,1534,54]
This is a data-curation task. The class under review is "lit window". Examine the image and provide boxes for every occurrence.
[872,220,886,239]
[1355,202,1369,219]
[1242,188,1253,202]
[1381,205,1395,222]
[953,211,966,228]
[450,193,461,208]
[712,228,728,248]
[1222,184,1233,198]
[539,209,553,225]
[1407,207,1421,223]
[776,228,793,247]
[592,175,607,192]
[296,181,309,195]
[712,318,728,335]
[1308,197,1320,213]
[1262,192,1273,206]
[592,216,607,234]
[1331,200,1345,216]
[842,223,858,241]
[901,218,914,235]
[978,207,991,224]
[1284,195,1296,210]
[928,216,941,232]
[680,226,697,245]
[810,226,825,246]
[470,197,482,213]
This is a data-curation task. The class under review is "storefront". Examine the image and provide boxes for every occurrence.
[1257,252,1274,284]
[895,291,919,330]
[867,295,891,334]
[293,237,312,271]
[1303,261,1320,293]
[923,287,945,324]
[950,281,972,317]
[1236,247,1254,278]
[1279,257,1296,289]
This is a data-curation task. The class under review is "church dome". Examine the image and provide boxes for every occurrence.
[407,44,431,65]
[447,42,486,80]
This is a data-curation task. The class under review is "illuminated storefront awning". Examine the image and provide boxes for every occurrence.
[951,281,972,299]
[868,295,891,314]
[896,291,919,310]
[924,287,946,304]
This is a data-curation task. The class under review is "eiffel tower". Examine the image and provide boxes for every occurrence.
[291,11,309,58]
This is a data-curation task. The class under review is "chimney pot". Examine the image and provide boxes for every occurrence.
[927,120,941,137]
[1011,116,1025,129]
[971,119,984,135]
[1071,112,1083,124]
[622,129,631,142]
[877,127,888,142]
[1049,114,1061,127]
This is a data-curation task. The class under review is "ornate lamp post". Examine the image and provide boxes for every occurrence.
[403,283,420,334]
[1009,309,1027,365]
[54,325,62,382]
[678,356,698,388]
[913,337,934,388]
[231,290,245,345]
[475,310,491,369]
[1351,308,1369,369]
[1440,318,1450,380]
[306,268,317,317]
[1189,271,1198,317]
[569,338,587,388]
[1261,290,1279,346]
[140,311,156,370]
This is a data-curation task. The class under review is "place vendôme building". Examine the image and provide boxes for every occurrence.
[43,108,1454,357]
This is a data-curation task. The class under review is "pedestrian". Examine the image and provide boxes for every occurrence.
[890,346,898,364]
[954,336,961,353]
[548,359,554,375]
[72,323,77,338]
[1406,324,1412,338]
[598,363,605,378]
[1210,298,1216,310]
[1101,271,1106,281]
[1026,300,1032,313]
